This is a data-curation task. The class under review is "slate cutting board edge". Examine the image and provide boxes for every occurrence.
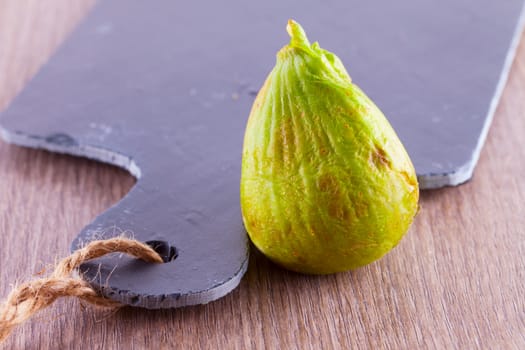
[0,128,142,178]
[0,126,250,308]
[419,5,525,190]
[86,257,250,309]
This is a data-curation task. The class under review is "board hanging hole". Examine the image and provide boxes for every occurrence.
[145,240,178,263]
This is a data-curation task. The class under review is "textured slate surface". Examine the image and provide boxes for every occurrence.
[1,0,524,308]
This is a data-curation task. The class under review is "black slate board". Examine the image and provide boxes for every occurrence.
[1,0,524,308]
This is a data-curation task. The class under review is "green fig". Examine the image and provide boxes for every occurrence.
[240,20,419,274]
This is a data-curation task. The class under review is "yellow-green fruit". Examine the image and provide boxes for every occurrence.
[240,20,419,274]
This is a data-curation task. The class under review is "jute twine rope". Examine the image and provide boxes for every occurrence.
[0,237,163,343]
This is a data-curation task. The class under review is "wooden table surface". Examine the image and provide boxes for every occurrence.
[1,1,524,349]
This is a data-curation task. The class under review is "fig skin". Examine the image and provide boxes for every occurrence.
[240,20,419,274]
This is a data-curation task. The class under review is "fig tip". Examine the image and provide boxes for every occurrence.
[286,19,310,49]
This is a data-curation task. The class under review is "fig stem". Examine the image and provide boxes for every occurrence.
[287,19,311,50]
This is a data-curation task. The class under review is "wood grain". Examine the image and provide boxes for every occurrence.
[0,1,524,349]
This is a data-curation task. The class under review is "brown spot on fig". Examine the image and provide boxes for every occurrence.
[245,218,260,239]
[317,173,339,194]
[400,170,418,187]
[328,198,350,221]
[296,255,307,263]
[352,199,368,218]
[276,119,295,166]
[370,144,391,168]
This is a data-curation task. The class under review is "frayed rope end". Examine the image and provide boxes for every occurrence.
[0,237,163,343]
